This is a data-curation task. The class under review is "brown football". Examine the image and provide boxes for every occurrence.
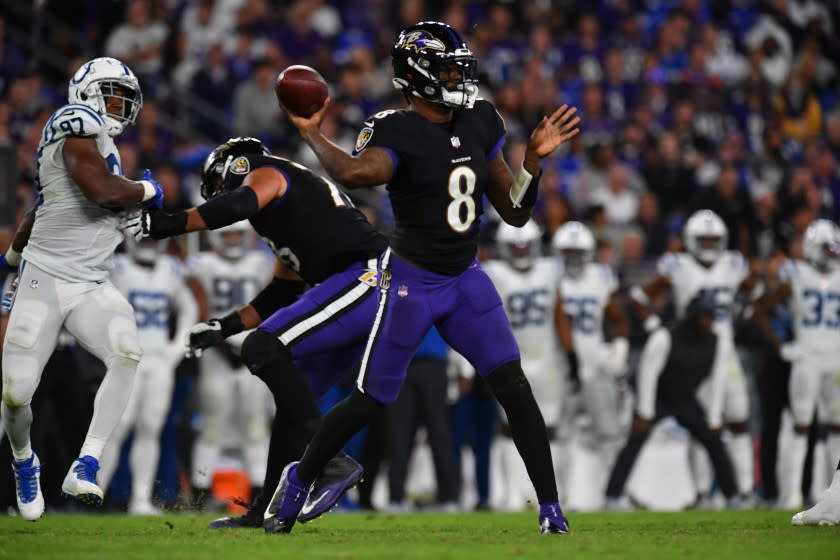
[274,65,328,117]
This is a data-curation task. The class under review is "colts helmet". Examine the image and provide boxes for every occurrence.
[123,235,166,266]
[200,137,270,200]
[68,57,143,136]
[552,221,595,278]
[208,220,253,261]
[683,209,728,266]
[391,21,479,109]
[496,220,542,271]
[803,219,840,271]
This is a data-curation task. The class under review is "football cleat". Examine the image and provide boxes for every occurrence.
[539,503,570,534]
[209,499,263,529]
[11,453,45,521]
[298,452,363,523]
[263,462,308,534]
[791,493,840,526]
[61,456,104,506]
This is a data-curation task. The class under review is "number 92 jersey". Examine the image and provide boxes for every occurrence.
[657,251,748,341]
[560,262,618,358]
[779,259,840,356]
[352,100,506,276]
[26,104,125,282]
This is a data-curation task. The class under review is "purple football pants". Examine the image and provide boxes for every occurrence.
[258,258,379,398]
[356,248,520,403]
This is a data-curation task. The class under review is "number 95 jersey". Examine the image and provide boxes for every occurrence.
[26,104,125,282]
[559,262,618,359]
[779,259,840,356]
[353,100,506,276]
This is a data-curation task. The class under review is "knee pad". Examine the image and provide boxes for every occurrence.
[486,361,535,411]
[108,317,142,363]
[241,329,290,380]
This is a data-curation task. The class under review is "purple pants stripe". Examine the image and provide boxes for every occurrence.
[356,249,520,403]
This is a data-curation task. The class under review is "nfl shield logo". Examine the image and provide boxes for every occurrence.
[397,284,409,297]
[450,136,461,148]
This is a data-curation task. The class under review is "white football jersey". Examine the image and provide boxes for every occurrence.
[25,104,126,282]
[560,262,618,359]
[484,258,563,381]
[657,251,748,342]
[779,259,840,356]
[111,254,189,354]
[187,250,274,346]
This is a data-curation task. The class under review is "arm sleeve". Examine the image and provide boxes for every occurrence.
[706,336,730,430]
[636,329,671,419]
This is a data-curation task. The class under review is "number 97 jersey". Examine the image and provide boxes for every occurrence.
[779,259,840,356]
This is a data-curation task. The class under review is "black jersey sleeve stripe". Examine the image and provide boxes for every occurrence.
[356,248,392,393]
[486,136,505,161]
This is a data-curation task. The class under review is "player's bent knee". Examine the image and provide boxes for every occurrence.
[486,361,536,410]
[241,328,288,377]
[107,317,143,363]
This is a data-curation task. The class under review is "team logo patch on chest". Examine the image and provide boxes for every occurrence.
[355,127,374,152]
[230,157,250,175]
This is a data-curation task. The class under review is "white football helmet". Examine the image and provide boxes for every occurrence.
[683,209,728,266]
[803,219,840,271]
[496,220,542,271]
[208,221,253,260]
[552,221,595,278]
[123,235,166,266]
[68,57,143,136]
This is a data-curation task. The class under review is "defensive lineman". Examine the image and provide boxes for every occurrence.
[753,220,840,510]
[630,209,755,501]
[2,57,163,520]
[98,237,198,514]
[187,222,275,504]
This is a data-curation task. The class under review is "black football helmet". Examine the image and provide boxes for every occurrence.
[391,21,479,109]
[200,137,270,200]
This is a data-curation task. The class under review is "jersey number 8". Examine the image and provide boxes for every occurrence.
[447,166,477,233]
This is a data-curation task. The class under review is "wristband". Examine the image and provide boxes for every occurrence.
[217,312,245,338]
[5,247,21,267]
[140,181,158,202]
[509,166,542,208]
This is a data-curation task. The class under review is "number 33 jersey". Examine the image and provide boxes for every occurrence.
[779,259,840,356]
[26,104,125,282]
[353,100,506,275]
[559,262,618,358]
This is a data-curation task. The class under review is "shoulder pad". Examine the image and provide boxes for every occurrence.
[778,259,798,283]
[42,104,104,144]
[656,252,681,277]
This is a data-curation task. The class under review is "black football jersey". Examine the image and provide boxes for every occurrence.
[222,154,388,285]
[352,100,506,275]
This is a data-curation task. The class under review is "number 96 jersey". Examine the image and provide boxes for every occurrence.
[187,250,274,347]
[559,262,618,360]
[779,259,840,357]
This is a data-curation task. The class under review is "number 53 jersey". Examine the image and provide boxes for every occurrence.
[353,100,506,276]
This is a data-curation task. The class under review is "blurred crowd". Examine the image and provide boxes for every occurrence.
[1,0,840,512]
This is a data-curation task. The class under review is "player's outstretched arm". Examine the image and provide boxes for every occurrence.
[63,137,162,207]
[283,99,394,188]
[487,105,580,226]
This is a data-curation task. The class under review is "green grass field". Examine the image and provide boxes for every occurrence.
[1,510,838,560]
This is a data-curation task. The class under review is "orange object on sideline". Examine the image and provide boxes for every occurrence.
[212,469,251,514]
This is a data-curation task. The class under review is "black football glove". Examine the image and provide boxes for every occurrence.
[185,320,226,358]
[122,207,188,241]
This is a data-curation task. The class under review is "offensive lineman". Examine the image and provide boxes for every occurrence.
[753,220,840,511]
[630,209,755,502]
[98,237,198,514]
[553,221,630,494]
[187,222,275,506]
[2,57,163,520]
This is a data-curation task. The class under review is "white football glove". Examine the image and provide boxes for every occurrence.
[185,320,225,358]
[119,210,149,241]
[779,342,803,363]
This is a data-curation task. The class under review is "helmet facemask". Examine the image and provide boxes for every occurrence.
[87,79,143,135]
[693,235,725,266]
[561,249,588,278]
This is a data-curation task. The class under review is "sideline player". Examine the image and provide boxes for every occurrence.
[753,220,840,510]
[98,237,198,514]
[629,209,756,502]
[187,222,274,506]
[266,21,580,534]
[483,220,573,509]
[2,57,163,521]
[553,221,630,487]
[128,136,388,527]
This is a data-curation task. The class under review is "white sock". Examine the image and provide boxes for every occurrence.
[130,428,161,505]
[826,434,840,481]
[730,433,754,495]
[78,355,138,460]
[788,433,808,504]
[1,402,33,461]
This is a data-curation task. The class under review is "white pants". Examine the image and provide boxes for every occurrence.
[191,346,273,488]
[790,355,840,426]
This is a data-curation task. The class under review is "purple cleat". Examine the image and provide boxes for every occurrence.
[263,462,308,534]
[539,503,570,534]
[298,452,363,523]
